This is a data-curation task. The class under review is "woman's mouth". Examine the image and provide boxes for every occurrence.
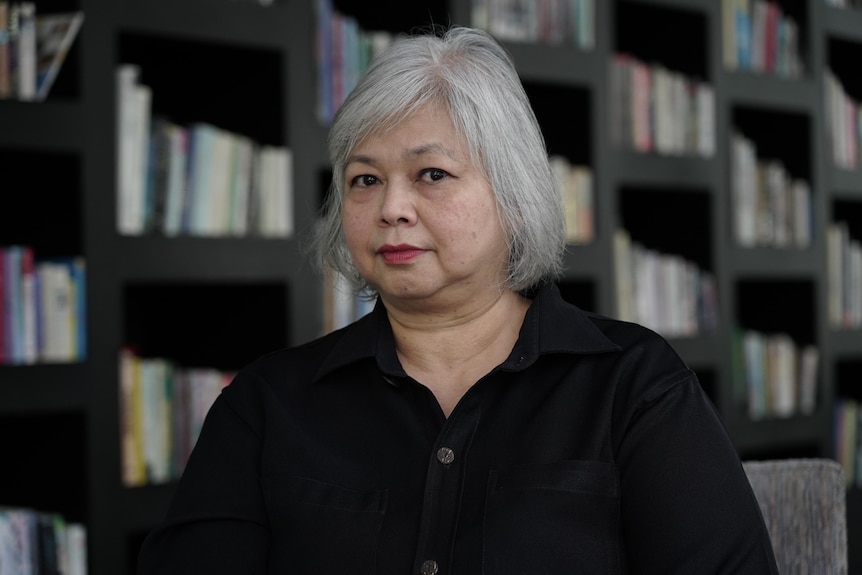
[378,244,426,264]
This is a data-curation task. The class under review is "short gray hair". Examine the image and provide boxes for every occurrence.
[315,25,566,294]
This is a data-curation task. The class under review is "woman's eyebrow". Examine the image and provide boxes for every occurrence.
[345,153,378,167]
[406,142,459,160]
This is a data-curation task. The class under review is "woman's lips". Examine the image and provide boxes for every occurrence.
[378,244,426,264]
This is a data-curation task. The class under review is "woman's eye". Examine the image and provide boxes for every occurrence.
[350,174,379,187]
[420,168,448,182]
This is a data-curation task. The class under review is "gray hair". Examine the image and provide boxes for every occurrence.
[315,25,566,294]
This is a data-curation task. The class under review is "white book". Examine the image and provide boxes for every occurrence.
[767,334,796,418]
[16,2,36,99]
[45,262,74,362]
[697,84,715,157]
[0,509,36,575]
[228,134,254,236]
[203,128,234,236]
[65,523,88,575]
[258,146,294,237]
[277,147,294,237]
[187,123,219,235]
[732,132,757,246]
[116,64,149,235]
[851,240,862,326]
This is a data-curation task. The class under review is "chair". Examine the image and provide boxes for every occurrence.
[742,458,848,575]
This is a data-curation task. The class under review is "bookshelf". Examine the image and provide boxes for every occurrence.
[2,0,862,572]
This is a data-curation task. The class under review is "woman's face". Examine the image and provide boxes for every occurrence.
[342,105,510,310]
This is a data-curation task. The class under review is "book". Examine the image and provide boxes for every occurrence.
[3,246,22,363]
[0,2,10,98]
[0,507,37,575]
[7,2,19,97]
[65,523,87,575]
[116,64,151,236]
[15,2,35,100]
[34,11,83,100]
[20,245,36,364]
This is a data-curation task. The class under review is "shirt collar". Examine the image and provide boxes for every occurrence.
[312,282,620,382]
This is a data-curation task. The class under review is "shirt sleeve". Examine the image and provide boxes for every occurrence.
[615,366,779,574]
[136,374,270,575]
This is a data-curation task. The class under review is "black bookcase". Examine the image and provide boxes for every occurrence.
[2,0,862,573]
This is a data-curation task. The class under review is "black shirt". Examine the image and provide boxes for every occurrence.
[137,283,779,574]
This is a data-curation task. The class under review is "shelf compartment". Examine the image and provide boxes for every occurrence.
[620,185,714,272]
[735,278,817,345]
[123,281,290,372]
[0,148,84,257]
[0,410,89,523]
[524,82,592,166]
[615,0,709,81]
[732,105,813,183]
[117,31,286,148]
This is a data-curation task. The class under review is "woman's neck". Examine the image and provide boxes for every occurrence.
[384,288,531,417]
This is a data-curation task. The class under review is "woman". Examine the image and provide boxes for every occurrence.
[138,26,778,574]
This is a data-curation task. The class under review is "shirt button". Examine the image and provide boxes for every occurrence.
[436,447,455,464]
[420,559,439,575]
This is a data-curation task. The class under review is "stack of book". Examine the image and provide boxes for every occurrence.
[721,0,804,78]
[1,245,86,365]
[731,328,820,420]
[115,64,294,238]
[549,156,593,245]
[0,3,83,100]
[314,0,395,124]
[118,348,235,487]
[609,53,715,157]
[730,131,813,248]
[613,229,719,338]
[827,221,862,329]
[470,0,594,49]
[0,508,87,575]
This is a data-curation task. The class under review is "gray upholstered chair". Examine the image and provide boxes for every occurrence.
[742,458,848,575]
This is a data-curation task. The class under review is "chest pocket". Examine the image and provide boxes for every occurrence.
[483,460,621,575]
[264,475,388,574]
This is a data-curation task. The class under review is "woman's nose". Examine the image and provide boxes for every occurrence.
[379,180,417,226]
